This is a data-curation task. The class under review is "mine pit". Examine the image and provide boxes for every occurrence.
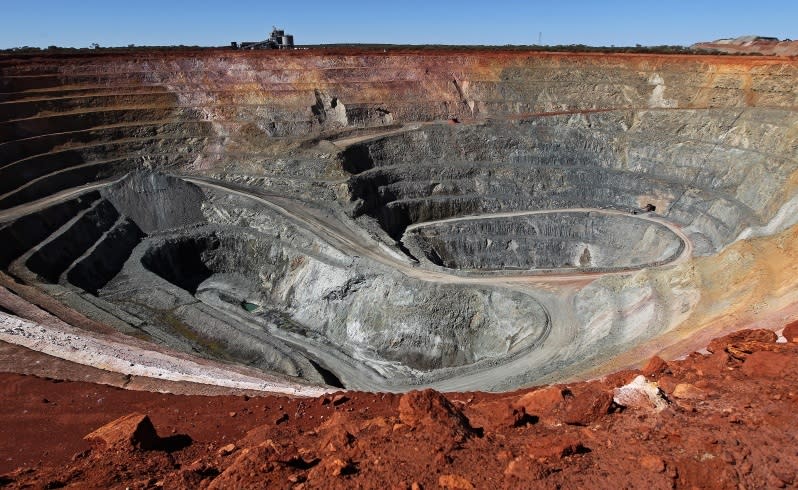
[1,49,797,394]
[403,210,685,272]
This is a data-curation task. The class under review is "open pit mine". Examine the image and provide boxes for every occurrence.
[1,49,797,395]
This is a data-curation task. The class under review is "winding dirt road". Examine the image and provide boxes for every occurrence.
[182,176,695,391]
[0,174,695,393]
[185,176,693,285]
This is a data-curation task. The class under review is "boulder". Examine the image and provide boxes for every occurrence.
[207,442,281,490]
[398,389,476,440]
[83,413,159,450]
[562,387,613,426]
[639,454,666,473]
[656,375,680,395]
[332,394,350,406]
[641,356,670,377]
[707,329,778,360]
[469,400,535,430]
[308,457,357,479]
[741,351,795,378]
[217,443,237,456]
[438,474,474,489]
[513,386,565,423]
[313,411,373,452]
[613,375,669,411]
[671,383,706,400]
[526,434,589,460]
[238,424,273,448]
[782,320,798,343]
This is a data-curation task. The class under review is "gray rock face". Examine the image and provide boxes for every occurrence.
[103,172,207,234]
[343,112,797,256]
[403,211,683,271]
[132,215,549,386]
[1,52,797,392]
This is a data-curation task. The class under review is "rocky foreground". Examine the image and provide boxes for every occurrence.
[0,324,796,489]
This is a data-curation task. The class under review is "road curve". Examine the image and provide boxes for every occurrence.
[181,176,696,391]
[185,176,693,286]
[0,175,695,393]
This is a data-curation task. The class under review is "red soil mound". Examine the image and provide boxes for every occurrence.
[1,328,798,489]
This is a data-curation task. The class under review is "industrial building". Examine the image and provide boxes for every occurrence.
[232,27,294,50]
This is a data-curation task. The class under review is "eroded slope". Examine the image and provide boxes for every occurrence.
[0,49,797,392]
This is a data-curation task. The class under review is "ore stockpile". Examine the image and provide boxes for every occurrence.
[1,50,796,392]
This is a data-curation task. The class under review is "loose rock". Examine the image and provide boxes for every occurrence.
[783,321,798,343]
[641,356,670,377]
[218,443,237,456]
[639,454,666,473]
[562,387,613,426]
[438,474,474,489]
[741,351,793,377]
[526,435,589,460]
[83,413,160,451]
[613,375,669,412]
[398,389,476,440]
[671,383,706,400]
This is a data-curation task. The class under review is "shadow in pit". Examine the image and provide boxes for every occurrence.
[308,359,345,389]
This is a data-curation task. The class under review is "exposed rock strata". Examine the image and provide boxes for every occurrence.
[0,49,797,392]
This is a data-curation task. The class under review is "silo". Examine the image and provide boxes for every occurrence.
[282,35,293,48]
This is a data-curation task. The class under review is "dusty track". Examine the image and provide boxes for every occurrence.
[187,176,693,285]
[0,311,328,396]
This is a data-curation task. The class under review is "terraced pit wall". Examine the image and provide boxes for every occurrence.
[1,49,797,392]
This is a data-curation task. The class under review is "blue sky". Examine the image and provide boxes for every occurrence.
[1,0,795,49]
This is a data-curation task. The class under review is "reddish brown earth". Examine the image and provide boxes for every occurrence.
[2,326,798,489]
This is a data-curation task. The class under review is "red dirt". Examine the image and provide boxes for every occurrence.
[2,328,797,489]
